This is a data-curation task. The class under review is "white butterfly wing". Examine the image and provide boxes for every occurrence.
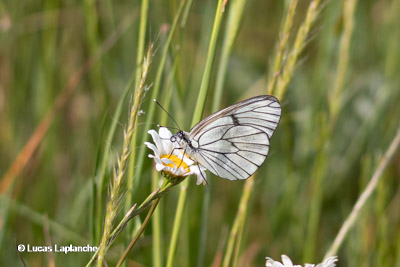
[188,95,281,180]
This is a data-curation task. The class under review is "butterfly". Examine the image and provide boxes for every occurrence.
[169,95,281,181]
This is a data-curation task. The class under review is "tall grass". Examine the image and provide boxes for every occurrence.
[1,0,400,266]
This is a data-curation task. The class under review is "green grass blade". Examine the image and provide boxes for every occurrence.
[212,0,248,112]
[95,75,133,243]
[125,0,149,247]
[167,0,226,266]
[131,0,187,194]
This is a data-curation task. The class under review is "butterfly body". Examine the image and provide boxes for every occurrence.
[171,130,197,154]
[171,95,281,181]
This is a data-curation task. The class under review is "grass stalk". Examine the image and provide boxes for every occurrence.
[5,1,400,266]
[96,45,152,266]
[94,76,133,243]
[166,182,189,267]
[303,144,327,261]
[87,178,178,266]
[223,0,319,264]
[304,0,357,260]
[0,15,136,194]
[267,0,298,95]
[135,0,149,92]
[212,0,248,112]
[222,177,253,267]
[117,199,160,267]
[198,1,248,265]
[325,125,400,258]
[131,0,186,193]
[232,214,245,267]
[275,0,321,100]
[126,0,149,210]
[151,62,177,267]
[124,0,149,253]
[329,0,358,121]
[166,0,225,265]
[0,194,87,244]
[191,0,225,123]
[83,0,103,97]
[117,179,167,267]
[151,170,163,267]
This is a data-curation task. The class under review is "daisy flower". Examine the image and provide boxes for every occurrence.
[265,255,338,267]
[145,127,207,185]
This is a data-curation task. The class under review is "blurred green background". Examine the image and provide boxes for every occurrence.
[1,0,400,266]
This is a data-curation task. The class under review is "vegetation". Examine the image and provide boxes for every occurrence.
[1,0,400,266]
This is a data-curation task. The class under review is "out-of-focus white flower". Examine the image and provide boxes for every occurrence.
[310,256,338,267]
[266,255,338,267]
[266,255,301,267]
[145,127,207,185]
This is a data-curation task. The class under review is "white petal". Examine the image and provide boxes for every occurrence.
[145,142,160,158]
[182,154,195,165]
[281,255,295,267]
[158,128,173,152]
[147,129,158,141]
[196,176,204,185]
[161,138,174,155]
[153,157,163,165]
[161,157,175,166]
[155,163,166,171]
[148,130,166,154]
[265,257,285,267]
[175,168,187,176]
[316,256,338,267]
[159,127,173,139]
[190,167,207,185]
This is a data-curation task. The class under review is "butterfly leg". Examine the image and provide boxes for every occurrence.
[177,148,186,169]
[198,164,208,186]
[168,147,184,159]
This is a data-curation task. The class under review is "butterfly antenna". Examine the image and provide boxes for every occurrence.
[153,99,181,130]
[157,124,180,131]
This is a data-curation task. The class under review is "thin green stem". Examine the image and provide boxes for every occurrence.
[166,1,226,265]
[275,0,321,100]
[232,215,245,267]
[191,0,225,125]
[124,0,149,260]
[86,179,177,266]
[325,125,400,258]
[126,0,149,219]
[212,0,248,112]
[96,45,152,266]
[198,1,248,265]
[329,0,358,122]
[222,177,253,267]
[267,0,298,95]
[166,182,188,267]
[151,62,178,267]
[117,180,167,267]
[132,0,186,192]
[95,74,133,244]
[304,0,357,260]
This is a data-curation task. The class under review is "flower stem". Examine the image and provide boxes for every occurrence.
[86,179,175,266]
[117,194,162,266]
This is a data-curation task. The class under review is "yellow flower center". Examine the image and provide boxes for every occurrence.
[160,154,190,173]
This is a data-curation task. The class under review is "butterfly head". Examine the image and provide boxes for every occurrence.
[170,130,195,150]
[171,130,185,142]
